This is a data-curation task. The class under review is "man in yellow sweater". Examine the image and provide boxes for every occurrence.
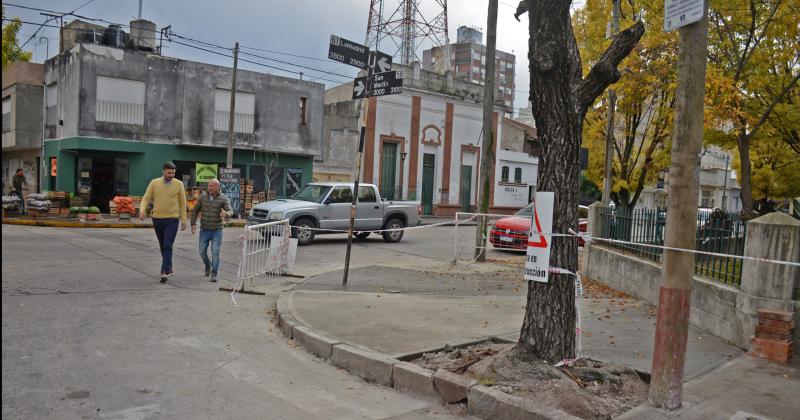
[140,161,188,283]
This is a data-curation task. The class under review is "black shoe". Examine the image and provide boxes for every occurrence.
[160,273,168,283]
[210,272,217,282]
[204,264,211,277]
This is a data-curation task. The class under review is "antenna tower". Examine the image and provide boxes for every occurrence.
[366,0,450,66]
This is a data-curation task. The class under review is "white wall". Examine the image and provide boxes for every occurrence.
[494,149,538,208]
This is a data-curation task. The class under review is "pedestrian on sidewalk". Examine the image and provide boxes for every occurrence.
[10,168,29,214]
[140,162,187,283]
[190,179,231,282]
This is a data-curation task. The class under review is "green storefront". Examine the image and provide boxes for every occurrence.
[43,137,313,212]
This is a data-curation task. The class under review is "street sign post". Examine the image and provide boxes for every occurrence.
[663,0,703,32]
[328,34,400,287]
[328,35,370,69]
[352,70,403,99]
[524,192,554,283]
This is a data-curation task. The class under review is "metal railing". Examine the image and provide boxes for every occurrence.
[598,208,746,286]
[236,220,292,287]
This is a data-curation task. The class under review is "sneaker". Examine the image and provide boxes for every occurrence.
[210,272,217,282]
[204,264,211,277]
[160,273,168,283]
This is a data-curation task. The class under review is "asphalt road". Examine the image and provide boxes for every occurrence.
[2,224,492,420]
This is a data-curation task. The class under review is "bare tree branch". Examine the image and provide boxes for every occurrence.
[577,21,645,113]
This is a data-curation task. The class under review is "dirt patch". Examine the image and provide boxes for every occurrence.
[582,276,631,299]
[412,342,648,419]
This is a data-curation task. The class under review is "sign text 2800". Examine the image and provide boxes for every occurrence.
[328,51,365,69]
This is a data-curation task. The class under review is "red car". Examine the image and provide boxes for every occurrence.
[489,204,588,250]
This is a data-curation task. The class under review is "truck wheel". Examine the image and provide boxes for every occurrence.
[292,218,316,246]
[355,232,370,240]
[381,218,405,243]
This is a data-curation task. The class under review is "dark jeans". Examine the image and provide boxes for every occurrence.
[153,218,179,274]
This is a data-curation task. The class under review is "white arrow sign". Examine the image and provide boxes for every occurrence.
[376,56,391,73]
[353,80,366,98]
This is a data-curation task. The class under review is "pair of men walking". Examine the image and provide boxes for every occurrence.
[140,162,231,283]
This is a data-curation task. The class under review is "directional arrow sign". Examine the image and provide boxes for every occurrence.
[372,50,393,73]
[352,70,404,99]
[328,35,370,69]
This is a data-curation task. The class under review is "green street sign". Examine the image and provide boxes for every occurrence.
[195,163,218,183]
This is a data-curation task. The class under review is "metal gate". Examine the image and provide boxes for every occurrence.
[381,142,398,200]
[459,165,472,212]
[234,220,292,291]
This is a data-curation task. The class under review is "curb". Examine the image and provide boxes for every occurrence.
[2,218,248,229]
[275,290,576,419]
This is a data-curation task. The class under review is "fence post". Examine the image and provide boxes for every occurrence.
[735,212,800,351]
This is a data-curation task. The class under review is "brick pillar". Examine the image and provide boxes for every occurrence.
[735,212,800,353]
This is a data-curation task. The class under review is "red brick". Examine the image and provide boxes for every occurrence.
[758,318,795,331]
[755,324,794,336]
[755,331,793,341]
[757,309,794,322]
[749,337,793,363]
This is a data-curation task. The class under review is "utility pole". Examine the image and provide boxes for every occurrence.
[601,0,620,205]
[226,42,239,169]
[138,0,143,19]
[474,0,498,261]
[649,1,709,410]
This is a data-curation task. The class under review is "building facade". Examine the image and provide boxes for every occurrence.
[636,146,741,212]
[323,62,538,216]
[422,25,516,109]
[2,61,45,194]
[43,21,324,210]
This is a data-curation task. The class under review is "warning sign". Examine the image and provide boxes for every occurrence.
[524,192,554,283]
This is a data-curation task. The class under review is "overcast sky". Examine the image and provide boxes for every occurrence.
[8,1,584,113]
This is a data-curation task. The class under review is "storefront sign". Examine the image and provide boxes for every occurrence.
[219,168,241,217]
[524,192,554,283]
[195,163,218,183]
[286,168,303,197]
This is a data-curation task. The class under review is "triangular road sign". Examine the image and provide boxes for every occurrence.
[527,203,548,248]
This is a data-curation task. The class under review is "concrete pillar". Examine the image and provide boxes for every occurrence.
[587,202,608,238]
[735,212,800,349]
[584,202,608,271]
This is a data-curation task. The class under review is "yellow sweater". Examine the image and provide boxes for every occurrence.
[141,177,187,221]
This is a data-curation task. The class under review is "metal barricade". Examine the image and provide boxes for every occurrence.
[236,220,291,290]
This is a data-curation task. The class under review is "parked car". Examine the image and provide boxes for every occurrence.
[248,183,421,245]
[489,204,588,250]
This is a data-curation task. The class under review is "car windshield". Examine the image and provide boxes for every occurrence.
[291,185,332,203]
[514,204,533,217]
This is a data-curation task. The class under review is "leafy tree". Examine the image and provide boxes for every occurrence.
[706,0,800,218]
[576,0,676,211]
[2,7,32,68]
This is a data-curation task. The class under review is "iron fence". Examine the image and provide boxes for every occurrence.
[598,208,746,286]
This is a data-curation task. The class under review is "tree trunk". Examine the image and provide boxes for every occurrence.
[737,131,755,219]
[515,0,644,363]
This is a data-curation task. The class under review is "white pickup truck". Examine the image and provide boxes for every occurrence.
[248,182,421,245]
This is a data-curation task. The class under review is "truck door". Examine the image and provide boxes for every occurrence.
[356,186,383,230]
[319,186,353,230]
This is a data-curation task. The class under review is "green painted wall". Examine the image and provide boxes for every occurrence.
[43,137,313,198]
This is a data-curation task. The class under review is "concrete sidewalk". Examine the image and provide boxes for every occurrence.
[287,266,741,378]
[618,356,800,420]
[279,266,800,419]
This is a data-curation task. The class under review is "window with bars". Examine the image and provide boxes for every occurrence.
[299,97,307,126]
[515,167,522,184]
[96,76,145,125]
[214,89,255,133]
[501,166,509,183]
